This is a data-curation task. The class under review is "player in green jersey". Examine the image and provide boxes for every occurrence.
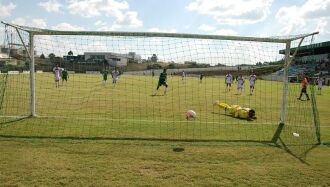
[61,68,69,85]
[153,69,168,95]
[102,70,109,84]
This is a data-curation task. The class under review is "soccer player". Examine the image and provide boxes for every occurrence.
[213,101,256,120]
[153,68,168,95]
[102,69,109,84]
[182,71,186,82]
[61,68,69,85]
[236,74,244,94]
[225,73,233,92]
[249,73,257,95]
[316,76,324,95]
[297,74,310,101]
[53,64,62,88]
[151,70,155,77]
[111,67,119,85]
[199,74,204,83]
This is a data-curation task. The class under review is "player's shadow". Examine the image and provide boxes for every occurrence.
[150,94,165,97]
[211,112,255,121]
[297,99,310,101]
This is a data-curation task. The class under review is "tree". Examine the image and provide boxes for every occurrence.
[147,63,162,69]
[167,63,175,69]
[68,50,73,56]
[48,53,56,59]
[40,53,45,59]
[151,54,158,63]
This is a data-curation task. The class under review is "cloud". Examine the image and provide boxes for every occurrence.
[32,19,47,28]
[68,0,142,28]
[39,0,62,13]
[0,2,16,17]
[94,20,115,31]
[275,0,330,35]
[186,0,273,25]
[114,11,142,28]
[197,24,238,35]
[94,20,107,27]
[67,0,104,18]
[148,28,177,33]
[67,0,130,18]
[11,17,47,28]
[198,24,216,32]
[214,29,238,35]
[52,22,85,31]
[11,17,26,26]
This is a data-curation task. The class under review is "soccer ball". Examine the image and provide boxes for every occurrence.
[186,110,196,120]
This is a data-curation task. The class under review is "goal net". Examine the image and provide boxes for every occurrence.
[0,22,320,157]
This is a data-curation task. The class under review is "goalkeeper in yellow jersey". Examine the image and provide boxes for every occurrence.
[213,101,256,120]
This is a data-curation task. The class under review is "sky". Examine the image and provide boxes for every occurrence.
[0,0,329,42]
[0,0,329,64]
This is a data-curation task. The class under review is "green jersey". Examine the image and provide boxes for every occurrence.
[103,71,109,80]
[159,72,167,83]
[62,70,68,78]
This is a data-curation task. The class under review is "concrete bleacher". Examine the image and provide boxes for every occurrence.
[275,64,316,76]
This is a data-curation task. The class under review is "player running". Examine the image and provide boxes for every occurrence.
[61,68,69,85]
[53,64,62,88]
[236,74,244,94]
[153,69,168,95]
[225,73,233,92]
[199,74,204,83]
[297,74,310,101]
[111,67,120,85]
[213,101,256,120]
[102,70,109,84]
[316,76,324,95]
[249,73,257,95]
[182,71,186,82]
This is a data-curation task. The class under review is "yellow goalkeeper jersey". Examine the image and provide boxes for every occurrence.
[215,102,254,119]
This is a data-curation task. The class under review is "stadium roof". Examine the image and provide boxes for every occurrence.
[279,41,330,57]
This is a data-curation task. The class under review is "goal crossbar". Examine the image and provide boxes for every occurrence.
[1,21,319,43]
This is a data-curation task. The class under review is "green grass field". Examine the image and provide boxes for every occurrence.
[0,73,329,186]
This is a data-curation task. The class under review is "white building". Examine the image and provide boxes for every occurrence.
[84,52,129,67]
[128,52,142,63]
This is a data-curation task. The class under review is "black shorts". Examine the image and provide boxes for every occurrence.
[226,83,231,87]
[301,87,307,93]
[158,81,168,87]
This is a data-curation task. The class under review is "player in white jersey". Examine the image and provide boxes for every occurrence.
[111,67,120,85]
[316,77,324,95]
[249,73,257,95]
[225,73,233,92]
[236,74,245,94]
[181,71,186,82]
[53,64,63,88]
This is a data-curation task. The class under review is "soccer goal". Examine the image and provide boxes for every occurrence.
[0,22,321,155]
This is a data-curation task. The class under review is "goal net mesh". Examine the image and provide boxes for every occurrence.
[0,23,320,157]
